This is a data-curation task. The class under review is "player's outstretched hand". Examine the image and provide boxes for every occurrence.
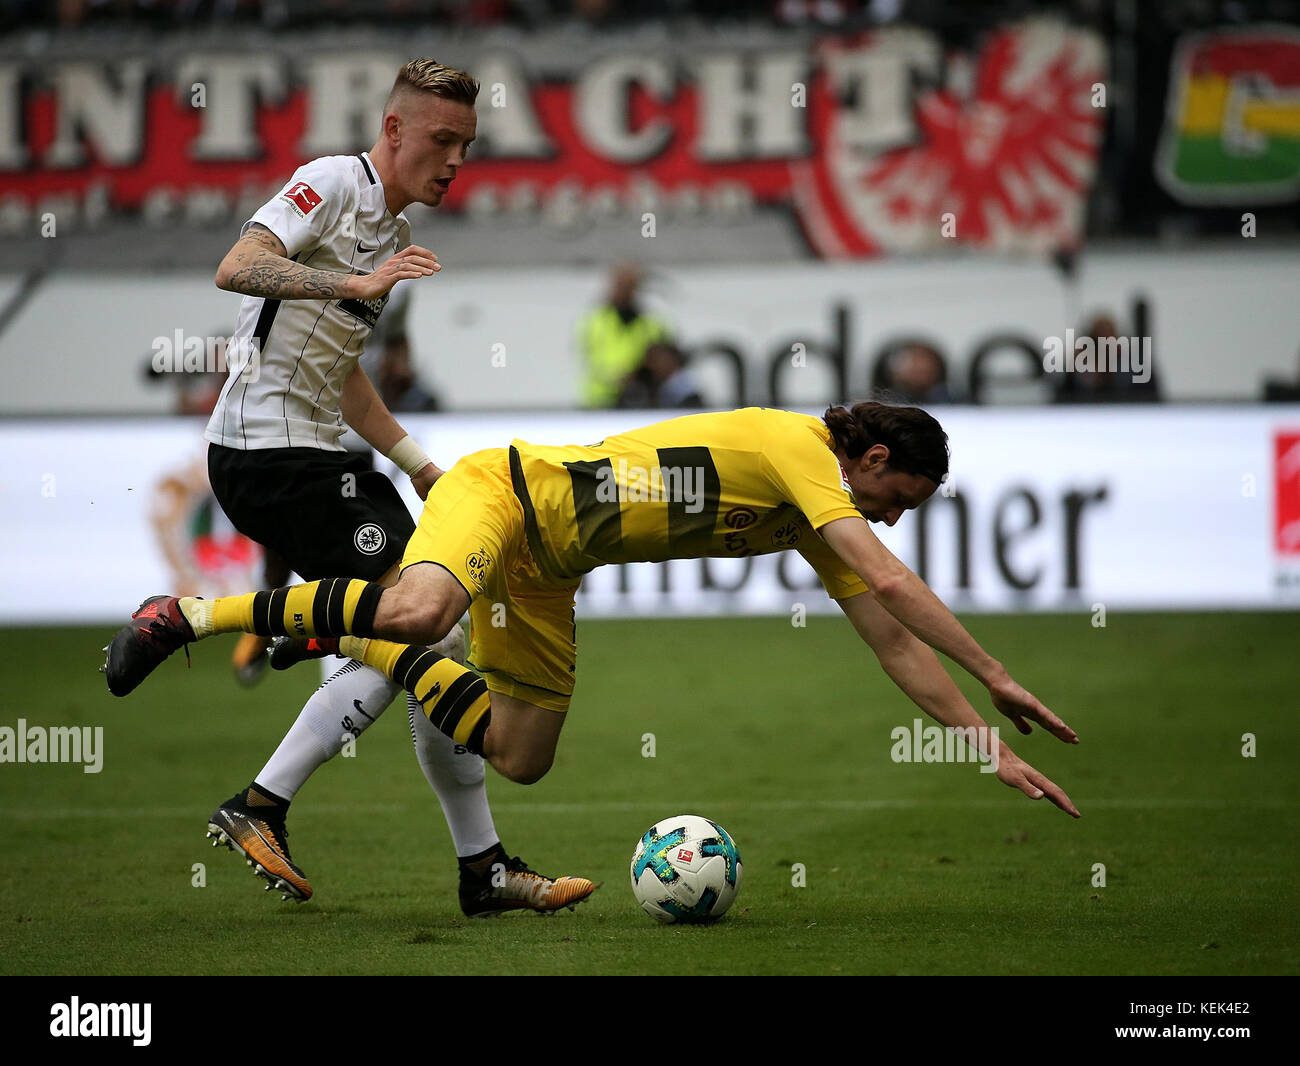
[995,749,1081,818]
[410,462,443,501]
[989,674,1078,744]
[351,245,440,300]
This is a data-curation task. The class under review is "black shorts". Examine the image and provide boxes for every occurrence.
[208,444,415,581]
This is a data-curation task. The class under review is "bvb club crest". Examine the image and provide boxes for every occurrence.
[465,548,491,589]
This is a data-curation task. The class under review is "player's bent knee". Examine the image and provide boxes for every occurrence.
[512,761,553,786]
[491,750,553,786]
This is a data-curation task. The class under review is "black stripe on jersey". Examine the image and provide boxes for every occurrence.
[280,242,334,447]
[658,446,722,556]
[564,458,623,561]
[308,237,364,448]
[358,154,377,184]
[509,446,562,576]
[239,296,282,448]
[251,295,282,352]
[235,251,300,448]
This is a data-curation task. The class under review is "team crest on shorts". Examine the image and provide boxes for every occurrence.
[354,523,386,555]
[465,548,491,589]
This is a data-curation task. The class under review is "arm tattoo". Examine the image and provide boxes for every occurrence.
[240,222,285,253]
[228,260,346,299]
[225,223,351,300]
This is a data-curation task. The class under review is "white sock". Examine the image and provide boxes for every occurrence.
[255,661,400,800]
[320,652,349,686]
[408,694,500,857]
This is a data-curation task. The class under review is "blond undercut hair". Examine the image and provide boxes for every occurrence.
[385,58,479,113]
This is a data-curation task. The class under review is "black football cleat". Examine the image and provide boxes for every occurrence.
[268,636,340,671]
[206,796,312,902]
[102,595,196,697]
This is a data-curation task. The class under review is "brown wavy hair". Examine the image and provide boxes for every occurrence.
[823,402,949,485]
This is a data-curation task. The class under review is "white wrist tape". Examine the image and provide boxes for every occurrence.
[388,434,432,477]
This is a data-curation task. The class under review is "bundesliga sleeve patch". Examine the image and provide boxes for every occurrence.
[281,181,324,219]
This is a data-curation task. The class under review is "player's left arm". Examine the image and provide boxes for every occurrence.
[339,363,443,499]
[819,515,1078,745]
[837,590,1080,817]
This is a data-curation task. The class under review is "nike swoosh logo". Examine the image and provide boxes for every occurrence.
[352,699,376,723]
[356,241,378,254]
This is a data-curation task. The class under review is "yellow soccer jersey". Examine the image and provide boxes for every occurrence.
[508,408,869,599]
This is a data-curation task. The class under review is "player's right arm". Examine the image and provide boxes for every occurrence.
[215,223,438,301]
[214,160,438,301]
[819,515,1078,746]
[765,415,1075,747]
[836,588,1080,817]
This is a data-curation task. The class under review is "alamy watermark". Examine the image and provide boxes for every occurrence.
[890,718,1000,773]
[595,461,706,514]
[1042,329,1151,384]
[151,330,261,382]
[0,719,103,773]
[50,998,150,1046]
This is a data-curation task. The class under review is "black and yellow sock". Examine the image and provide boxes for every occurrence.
[341,636,491,755]
[182,578,384,640]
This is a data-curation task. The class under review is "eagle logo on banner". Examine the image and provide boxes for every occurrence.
[792,20,1108,256]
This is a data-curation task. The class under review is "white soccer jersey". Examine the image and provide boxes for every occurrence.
[205,152,412,451]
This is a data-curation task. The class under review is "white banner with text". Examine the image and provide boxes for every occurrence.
[2,406,1299,624]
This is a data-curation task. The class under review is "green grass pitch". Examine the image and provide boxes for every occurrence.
[0,613,1295,976]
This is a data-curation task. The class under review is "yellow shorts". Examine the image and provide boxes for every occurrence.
[400,449,579,712]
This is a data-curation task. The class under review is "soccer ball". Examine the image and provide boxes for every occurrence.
[630,814,742,923]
